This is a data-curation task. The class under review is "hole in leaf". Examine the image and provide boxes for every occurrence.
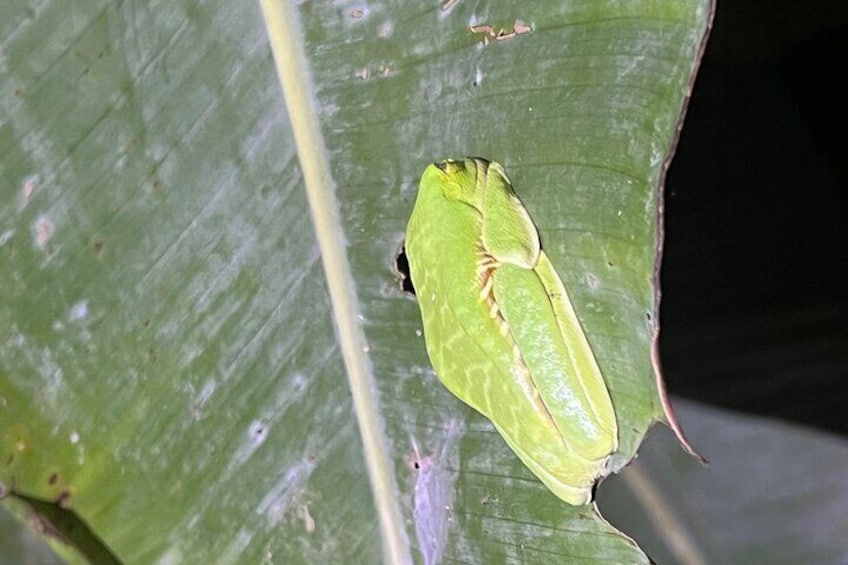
[394,246,416,295]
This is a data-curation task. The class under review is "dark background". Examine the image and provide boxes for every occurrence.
[661,1,847,436]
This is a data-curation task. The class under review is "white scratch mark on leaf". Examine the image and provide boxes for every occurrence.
[377,20,393,38]
[219,529,254,564]
[228,420,270,470]
[5,325,67,408]
[68,300,89,321]
[191,378,217,419]
[410,420,462,565]
[248,420,269,447]
[153,547,183,565]
[257,459,313,528]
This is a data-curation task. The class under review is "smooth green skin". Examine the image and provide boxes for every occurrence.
[405,158,618,505]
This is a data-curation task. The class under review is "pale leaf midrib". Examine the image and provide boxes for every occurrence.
[257,2,411,563]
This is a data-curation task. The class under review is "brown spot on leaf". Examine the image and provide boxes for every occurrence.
[302,504,316,533]
[470,20,533,44]
[470,24,494,35]
[56,491,71,508]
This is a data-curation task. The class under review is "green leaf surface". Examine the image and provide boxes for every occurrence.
[0,0,712,562]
